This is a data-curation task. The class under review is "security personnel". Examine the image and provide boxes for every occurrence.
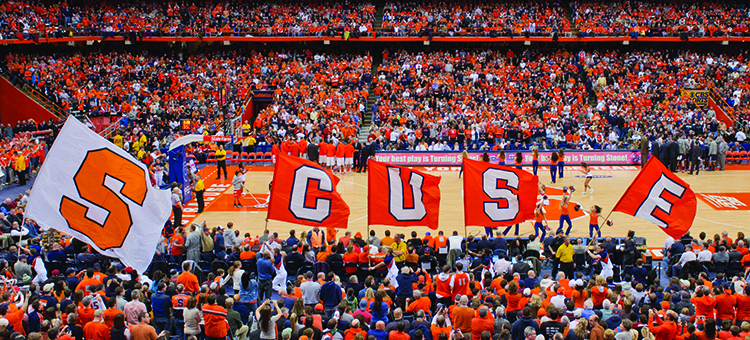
[215,144,227,180]
[193,175,205,213]
[15,151,26,186]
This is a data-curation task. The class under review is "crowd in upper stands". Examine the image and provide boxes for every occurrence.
[0,0,376,41]
[365,49,750,151]
[570,2,750,38]
[380,1,570,37]
[5,0,750,41]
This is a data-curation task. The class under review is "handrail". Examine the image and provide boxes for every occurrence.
[99,120,120,139]
[707,84,737,122]
[19,84,67,121]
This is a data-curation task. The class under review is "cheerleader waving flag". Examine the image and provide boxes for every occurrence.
[611,157,697,239]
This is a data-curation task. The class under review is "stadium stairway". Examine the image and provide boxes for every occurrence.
[359,49,382,143]
[0,75,65,126]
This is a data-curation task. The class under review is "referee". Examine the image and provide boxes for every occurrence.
[215,144,227,180]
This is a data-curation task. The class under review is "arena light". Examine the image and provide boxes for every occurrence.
[223,40,231,45]
[86,40,94,45]
[623,40,629,45]
[324,40,330,45]
[722,40,729,45]
[124,40,131,45]
[524,40,531,46]
[424,41,430,45]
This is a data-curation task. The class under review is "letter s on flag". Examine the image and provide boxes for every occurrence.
[25,117,172,274]
[612,157,697,239]
[60,149,148,249]
[267,153,350,229]
[368,160,441,229]
[463,158,538,228]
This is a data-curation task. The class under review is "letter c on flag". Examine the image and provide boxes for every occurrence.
[60,149,148,250]
[289,166,332,223]
[635,173,686,228]
[482,169,520,222]
[387,166,426,221]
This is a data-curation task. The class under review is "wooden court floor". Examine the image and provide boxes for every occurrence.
[189,165,750,247]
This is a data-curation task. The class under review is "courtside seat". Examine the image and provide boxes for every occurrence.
[740,151,749,165]
[239,152,249,164]
[207,152,217,164]
[728,151,738,164]
[255,152,264,165]
[263,152,273,166]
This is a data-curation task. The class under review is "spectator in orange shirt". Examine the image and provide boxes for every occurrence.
[83,309,111,340]
[405,290,431,314]
[176,262,200,294]
[471,307,495,340]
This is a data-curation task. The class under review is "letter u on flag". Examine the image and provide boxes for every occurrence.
[25,117,172,274]
[463,158,538,227]
[612,157,697,239]
[367,159,441,230]
[267,153,350,229]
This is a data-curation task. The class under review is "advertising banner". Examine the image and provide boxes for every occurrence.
[373,150,641,166]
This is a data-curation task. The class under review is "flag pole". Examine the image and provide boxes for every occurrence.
[598,211,614,230]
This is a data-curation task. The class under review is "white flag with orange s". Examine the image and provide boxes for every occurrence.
[26,117,171,273]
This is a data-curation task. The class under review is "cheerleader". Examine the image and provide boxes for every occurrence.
[533,204,549,240]
[578,205,605,238]
[580,162,594,194]
[458,150,468,178]
[558,186,573,235]
[498,150,506,166]
[532,149,539,175]
[550,152,559,183]
[557,149,565,179]
[515,152,523,169]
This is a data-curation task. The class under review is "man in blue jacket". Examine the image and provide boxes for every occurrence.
[257,252,275,302]
[395,267,420,309]
[319,272,342,318]
[151,282,172,335]
[510,307,539,340]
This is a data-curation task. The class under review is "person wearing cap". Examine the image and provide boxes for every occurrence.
[83,309,110,340]
[13,253,31,280]
[40,282,58,308]
[352,299,372,324]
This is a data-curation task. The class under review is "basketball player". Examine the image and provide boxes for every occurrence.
[580,162,593,194]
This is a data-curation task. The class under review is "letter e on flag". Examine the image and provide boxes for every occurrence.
[612,157,697,239]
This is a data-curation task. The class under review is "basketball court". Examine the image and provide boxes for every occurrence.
[180,163,750,245]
